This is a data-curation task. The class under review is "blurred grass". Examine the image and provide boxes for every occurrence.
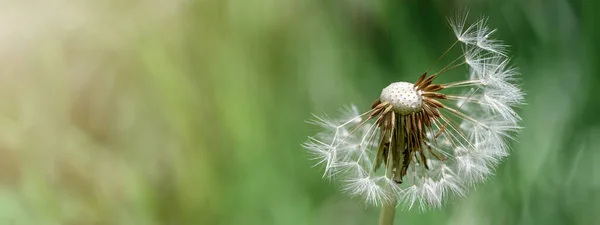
[0,0,598,224]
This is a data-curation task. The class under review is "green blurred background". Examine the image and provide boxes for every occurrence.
[0,0,598,224]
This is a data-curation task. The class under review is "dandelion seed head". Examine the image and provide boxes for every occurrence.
[303,12,523,210]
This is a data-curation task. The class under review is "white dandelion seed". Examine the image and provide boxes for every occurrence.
[303,12,523,210]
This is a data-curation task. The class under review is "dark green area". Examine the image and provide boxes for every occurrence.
[187,1,600,224]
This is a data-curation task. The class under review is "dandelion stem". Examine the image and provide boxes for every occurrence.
[379,200,396,225]
[378,117,405,225]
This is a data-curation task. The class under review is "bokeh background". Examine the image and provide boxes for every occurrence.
[0,0,598,224]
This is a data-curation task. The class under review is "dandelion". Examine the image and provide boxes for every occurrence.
[303,12,524,224]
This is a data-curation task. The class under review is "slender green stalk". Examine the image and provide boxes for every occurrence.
[378,150,397,225]
[378,117,405,225]
[378,198,396,225]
